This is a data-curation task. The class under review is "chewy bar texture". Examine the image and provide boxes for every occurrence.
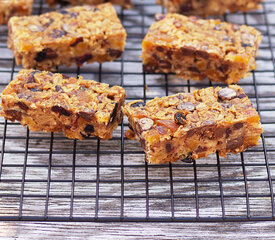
[8,3,126,70]
[156,0,263,17]
[124,85,263,164]
[0,0,33,24]
[47,0,133,9]
[0,69,126,140]
[142,14,262,84]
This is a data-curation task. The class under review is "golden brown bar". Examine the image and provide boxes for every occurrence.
[156,0,263,17]
[8,3,127,70]
[142,14,262,84]
[1,69,126,140]
[124,85,263,164]
[0,0,33,25]
[47,0,133,9]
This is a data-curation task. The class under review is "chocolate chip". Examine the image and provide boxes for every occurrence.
[234,122,243,129]
[51,106,72,116]
[52,29,66,38]
[17,102,28,111]
[5,110,22,121]
[109,103,118,124]
[238,94,247,99]
[159,60,171,69]
[55,85,63,92]
[241,42,252,48]
[226,136,243,150]
[137,118,154,132]
[174,112,187,125]
[165,143,173,153]
[107,49,123,58]
[75,54,92,66]
[156,46,164,52]
[177,102,195,111]
[84,124,94,133]
[155,14,166,21]
[35,48,58,62]
[167,50,173,60]
[130,101,145,108]
[182,152,194,163]
[79,110,95,122]
[143,64,156,73]
[218,88,237,100]
[70,37,84,47]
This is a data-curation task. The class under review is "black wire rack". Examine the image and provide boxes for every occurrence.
[0,0,274,222]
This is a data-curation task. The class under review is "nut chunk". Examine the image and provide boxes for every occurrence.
[47,0,133,9]
[0,0,33,25]
[0,69,126,140]
[156,0,263,17]
[142,14,262,84]
[8,3,127,70]
[123,85,263,164]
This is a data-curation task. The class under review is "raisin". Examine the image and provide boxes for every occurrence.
[165,143,173,153]
[143,64,156,73]
[182,152,194,163]
[234,122,243,129]
[51,106,72,116]
[241,42,252,48]
[174,112,187,125]
[130,101,146,108]
[218,88,237,100]
[62,74,70,79]
[75,54,92,66]
[109,103,118,124]
[27,70,41,83]
[155,14,166,21]
[238,94,247,99]
[30,87,41,92]
[55,85,63,92]
[70,37,84,47]
[226,128,232,138]
[181,47,195,56]
[156,46,164,52]
[17,102,28,111]
[219,62,230,73]
[35,48,58,62]
[52,29,66,38]
[159,60,171,69]
[84,124,94,133]
[107,49,123,58]
[79,110,95,122]
[196,51,208,59]
[5,110,22,121]
[226,137,243,150]
[188,67,200,73]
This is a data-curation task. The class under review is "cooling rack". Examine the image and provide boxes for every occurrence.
[0,0,274,222]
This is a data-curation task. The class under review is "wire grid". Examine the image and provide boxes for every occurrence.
[0,0,274,222]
